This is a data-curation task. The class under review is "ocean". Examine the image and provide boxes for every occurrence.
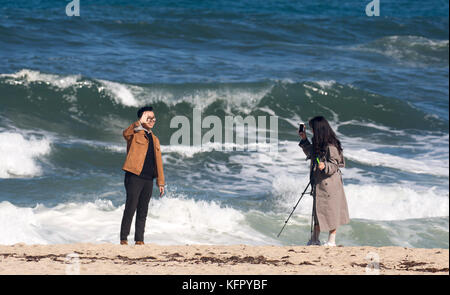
[0,0,448,248]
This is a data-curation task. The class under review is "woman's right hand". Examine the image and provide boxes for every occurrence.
[299,131,307,140]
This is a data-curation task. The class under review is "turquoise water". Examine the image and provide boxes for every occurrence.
[0,0,448,248]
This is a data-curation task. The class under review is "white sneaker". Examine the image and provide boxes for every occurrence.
[307,239,321,246]
[323,241,336,247]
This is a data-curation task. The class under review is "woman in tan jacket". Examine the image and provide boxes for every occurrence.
[298,116,350,247]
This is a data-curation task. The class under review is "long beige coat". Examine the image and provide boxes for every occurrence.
[299,139,350,232]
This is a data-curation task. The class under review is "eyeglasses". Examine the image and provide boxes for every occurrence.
[147,117,156,122]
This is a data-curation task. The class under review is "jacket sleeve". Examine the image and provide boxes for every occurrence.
[154,136,165,187]
[298,138,313,159]
[123,120,140,141]
[323,145,344,176]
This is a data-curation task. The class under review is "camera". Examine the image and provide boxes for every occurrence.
[298,123,305,133]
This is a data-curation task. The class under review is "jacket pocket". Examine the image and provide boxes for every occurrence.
[135,136,147,145]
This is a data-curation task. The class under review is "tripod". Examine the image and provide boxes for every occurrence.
[277,157,318,240]
[277,180,314,238]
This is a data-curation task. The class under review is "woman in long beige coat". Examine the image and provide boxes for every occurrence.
[299,116,350,246]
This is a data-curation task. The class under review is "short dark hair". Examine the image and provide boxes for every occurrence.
[137,106,153,119]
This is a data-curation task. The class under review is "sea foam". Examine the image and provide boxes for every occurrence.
[272,174,449,221]
[0,194,276,246]
[0,131,51,178]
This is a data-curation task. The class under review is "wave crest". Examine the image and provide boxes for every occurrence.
[355,35,449,65]
[0,131,51,178]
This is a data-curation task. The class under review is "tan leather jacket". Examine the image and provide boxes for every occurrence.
[122,120,165,187]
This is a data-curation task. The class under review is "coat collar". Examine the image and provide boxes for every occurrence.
[134,122,153,135]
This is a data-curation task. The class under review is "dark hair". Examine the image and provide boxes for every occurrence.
[137,106,153,119]
[308,116,343,157]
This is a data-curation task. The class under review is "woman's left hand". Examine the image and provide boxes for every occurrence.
[318,162,325,171]
[159,186,165,196]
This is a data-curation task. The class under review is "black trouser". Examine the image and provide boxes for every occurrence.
[120,172,153,242]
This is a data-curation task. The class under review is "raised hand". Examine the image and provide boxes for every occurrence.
[299,131,307,140]
[139,112,149,124]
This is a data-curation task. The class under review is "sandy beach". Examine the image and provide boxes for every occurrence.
[0,243,447,275]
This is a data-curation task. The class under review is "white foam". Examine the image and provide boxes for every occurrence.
[0,202,48,245]
[148,194,275,245]
[334,125,449,177]
[0,131,52,178]
[382,35,449,50]
[160,141,277,158]
[182,87,271,114]
[106,145,126,153]
[136,85,273,113]
[338,119,407,135]
[271,175,449,221]
[0,194,276,245]
[314,80,336,89]
[345,148,449,177]
[354,35,449,64]
[344,184,449,220]
[303,84,330,96]
[271,174,314,216]
[0,70,273,111]
[63,137,126,153]
[97,79,141,107]
[31,199,120,244]
[0,69,143,108]
[0,69,80,89]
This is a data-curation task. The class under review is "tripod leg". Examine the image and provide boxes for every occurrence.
[277,181,311,238]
